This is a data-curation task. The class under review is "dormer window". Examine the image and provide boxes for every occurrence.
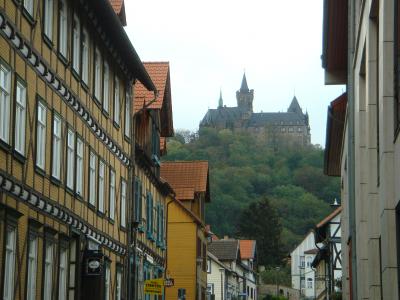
[151,121,160,165]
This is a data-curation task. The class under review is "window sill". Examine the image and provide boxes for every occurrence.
[113,121,120,129]
[93,96,102,109]
[120,226,127,232]
[22,9,35,26]
[75,192,84,202]
[65,186,75,196]
[34,166,46,177]
[71,68,80,82]
[102,109,110,119]
[0,140,11,153]
[57,52,69,67]
[12,150,26,164]
[50,176,62,187]
[43,34,53,49]
[97,211,106,218]
[124,135,131,143]
[108,217,115,225]
[81,81,89,92]
[88,203,96,211]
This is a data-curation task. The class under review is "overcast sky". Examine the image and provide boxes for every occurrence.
[125,0,344,146]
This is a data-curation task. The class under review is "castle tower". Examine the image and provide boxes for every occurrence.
[287,96,303,114]
[236,73,254,114]
[218,89,223,108]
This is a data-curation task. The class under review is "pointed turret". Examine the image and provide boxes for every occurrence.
[287,96,303,114]
[240,73,249,93]
[218,89,223,108]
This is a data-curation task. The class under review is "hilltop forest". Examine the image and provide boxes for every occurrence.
[163,127,340,257]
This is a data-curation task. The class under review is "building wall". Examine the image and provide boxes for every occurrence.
[165,200,197,300]
[339,0,400,299]
[0,1,135,299]
[207,255,226,300]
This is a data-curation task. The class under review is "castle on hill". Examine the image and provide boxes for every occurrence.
[199,74,311,147]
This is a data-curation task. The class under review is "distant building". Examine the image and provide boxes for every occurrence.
[290,231,317,299]
[200,74,311,147]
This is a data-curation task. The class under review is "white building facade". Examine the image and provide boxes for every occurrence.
[291,231,316,298]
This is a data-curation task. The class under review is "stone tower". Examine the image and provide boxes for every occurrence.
[236,73,254,117]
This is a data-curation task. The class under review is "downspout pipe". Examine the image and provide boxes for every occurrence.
[347,0,358,298]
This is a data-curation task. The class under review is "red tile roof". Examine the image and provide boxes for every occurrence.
[239,240,256,260]
[316,206,342,228]
[174,187,195,201]
[160,161,210,202]
[108,0,126,26]
[134,62,170,112]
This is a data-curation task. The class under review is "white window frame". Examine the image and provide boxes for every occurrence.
[105,263,111,300]
[15,79,26,155]
[124,91,130,137]
[98,161,105,213]
[94,48,101,100]
[52,114,62,179]
[109,170,116,220]
[116,268,122,300]
[0,62,11,143]
[44,0,53,40]
[66,129,75,189]
[36,101,47,170]
[81,28,89,84]
[76,138,84,197]
[43,242,54,300]
[58,0,68,57]
[114,77,120,125]
[23,0,34,16]
[89,151,97,206]
[103,61,110,112]
[26,236,38,300]
[121,180,127,228]
[307,278,313,289]
[3,226,16,300]
[72,14,80,73]
[58,247,68,300]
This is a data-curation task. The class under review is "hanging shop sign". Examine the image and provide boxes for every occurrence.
[144,278,164,295]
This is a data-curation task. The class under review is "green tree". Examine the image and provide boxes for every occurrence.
[236,197,284,266]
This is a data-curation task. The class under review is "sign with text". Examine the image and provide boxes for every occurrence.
[164,278,174,287]
[144,279,163,295]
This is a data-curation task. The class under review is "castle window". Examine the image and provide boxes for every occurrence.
[289,127,294,132]
[281,127,286,132]
[298,127,302,132]
[280,121,284,125]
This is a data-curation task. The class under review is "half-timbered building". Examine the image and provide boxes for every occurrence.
[0,0,156,299]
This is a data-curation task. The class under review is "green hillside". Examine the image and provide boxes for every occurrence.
[164,127,340,255]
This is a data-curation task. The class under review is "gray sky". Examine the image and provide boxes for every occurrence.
[125,0,344,146]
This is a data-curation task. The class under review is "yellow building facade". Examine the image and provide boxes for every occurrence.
[0,0,155,299]
[161,161,210,300]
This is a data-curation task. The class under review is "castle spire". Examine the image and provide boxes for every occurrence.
[218,89,223,108]
[288,96,302,114]
[240,72,249,93]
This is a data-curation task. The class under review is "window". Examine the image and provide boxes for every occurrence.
[103,62,110,112]
[105,262,111,300]
[146,192,153,238]
[134,177,142,223]
[15,79,26,155]
[109,170,116,220]
[151,121,160,162]
[300,256,305,268]
[3,227,16,300]
[124,91,130,137]
[81,28,89,84]
[288,127,294,132]
[44,0,53,41]
[0,62,11,143]
[114,77,120,125]
[72,14,80,73]
[98,161,105,213]
[298,127,302,132]
[206,284,214,296]
[206,258,211,273]
[66,129,75,189]
[306,256,313,268]
[160,205,165,246]
[58,0,68,57]
[116,268,122,300]
[26,236,38,300]
[58,247,68,300]
[52,115,62,179]
[281,127,286,132]
[43,242,54,300]
[121,180,127,228]
[307,278,313,289]
[94,48,101,100]
[36,101,47,170]
[76,138,84,196]
[89,151,97,206]
[23,0,34,16]
[68,236,79,300]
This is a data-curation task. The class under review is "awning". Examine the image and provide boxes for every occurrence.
[324,93,347,176]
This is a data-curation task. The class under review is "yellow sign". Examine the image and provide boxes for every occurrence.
[144,278,164,295]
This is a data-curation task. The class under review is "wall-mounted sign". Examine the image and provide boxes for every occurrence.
[85,256,102,276]
[144,279,163,295]
[164,278,174,287]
